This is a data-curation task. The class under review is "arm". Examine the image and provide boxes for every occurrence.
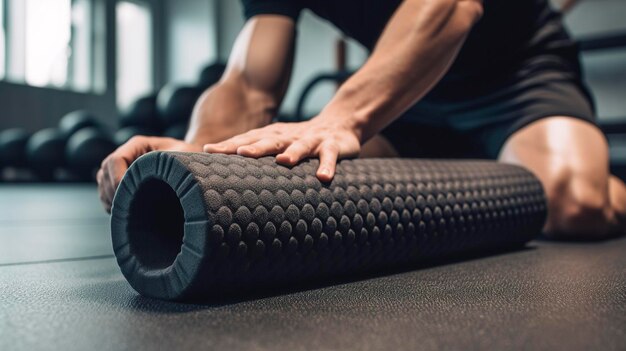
[324,0,484,141]
[204,0,484,180]
[97,15,296,212]
[186,15,297,145]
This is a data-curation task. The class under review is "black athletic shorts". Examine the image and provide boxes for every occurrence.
[381,53,596,160]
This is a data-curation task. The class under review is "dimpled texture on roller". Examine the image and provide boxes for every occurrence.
[111,151,546,301]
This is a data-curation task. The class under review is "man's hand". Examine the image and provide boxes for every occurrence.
[97,136,202,213]
[203,115,361,182]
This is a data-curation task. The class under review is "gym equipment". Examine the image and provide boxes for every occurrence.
[606,133,626,182]
[197,62,226,88]
[162,123,188,140]
[114,126,159,146]
[26,128,67,181]
[26,111,105,181]
[599,120,626,135]
[575,28,626,182]
[579,32,626,52]
[59,110,101,139]
[0,128,31,169]
[66,128,116,180]
[156,85,204,127]
[119,94,160,130]
[111,152,546,301]
[295,71,352,121]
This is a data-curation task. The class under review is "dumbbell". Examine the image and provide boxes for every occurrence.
[197,62,226,89]
[59,110,101,139]
[66,127,116,181]
[27,110,104,181]
[26,128,67,181]
[162,123,188,141]
[0,129,31,181]
[114,126,160,146]
[149,62,224,142]
[156,84,204,128]
[119,94,161,131]
[0,128,31,168]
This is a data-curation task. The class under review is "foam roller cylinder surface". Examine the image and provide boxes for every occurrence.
[111,152,546,300]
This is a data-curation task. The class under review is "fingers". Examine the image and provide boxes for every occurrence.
[200,121,352,183]
[236,139,286,158]
[97,155,128,214]
[96,136,149,213]
[106,156,129,194]
[277,140,339,181]
[102,171,115,213]
[276,141,312,166]
[316,142,339,182]
[96,169,111,213]
[203,134,259,154]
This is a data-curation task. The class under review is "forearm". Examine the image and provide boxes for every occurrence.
[185,79,277,146]
[185,15,296,146]
[322,0,484,141]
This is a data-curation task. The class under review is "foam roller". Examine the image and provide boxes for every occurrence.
[111,152,546,301]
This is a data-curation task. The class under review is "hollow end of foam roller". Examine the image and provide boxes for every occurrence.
[126,177,185,272]
[110,152,209,301]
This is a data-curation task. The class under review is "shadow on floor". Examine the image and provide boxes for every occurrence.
[74,243,538,314]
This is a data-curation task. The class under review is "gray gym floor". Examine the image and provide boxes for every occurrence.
[1,185,625,351]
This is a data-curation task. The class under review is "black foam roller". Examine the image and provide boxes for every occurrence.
[111,152,546,301]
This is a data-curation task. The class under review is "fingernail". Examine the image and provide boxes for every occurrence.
[320,168,330,176]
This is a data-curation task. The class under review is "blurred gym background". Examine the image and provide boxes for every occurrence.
[0,0,624,183]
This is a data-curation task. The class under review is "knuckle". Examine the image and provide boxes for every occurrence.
[297,140,313,153]
[128,135,145,144]
[100,156,111,169]
[323,142,339,153]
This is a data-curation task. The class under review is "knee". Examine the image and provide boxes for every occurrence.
[543,169,613,240]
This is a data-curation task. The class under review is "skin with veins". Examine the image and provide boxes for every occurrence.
[200,0,485,180]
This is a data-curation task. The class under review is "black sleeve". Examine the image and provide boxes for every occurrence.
[240,0,303,21]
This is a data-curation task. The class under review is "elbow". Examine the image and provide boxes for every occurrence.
[412,0,484,38]
[456,0,484,30]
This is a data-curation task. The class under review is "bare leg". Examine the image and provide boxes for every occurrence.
[499,116,626,239]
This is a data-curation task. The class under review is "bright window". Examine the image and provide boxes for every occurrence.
[71,0,95,92]
[116,0,153,109]
[0,0,5,79]
[2,0,103,92]
[0,0,155,102]
[24,0,72,87]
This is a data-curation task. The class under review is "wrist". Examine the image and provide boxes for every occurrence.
[318,86,376,143]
